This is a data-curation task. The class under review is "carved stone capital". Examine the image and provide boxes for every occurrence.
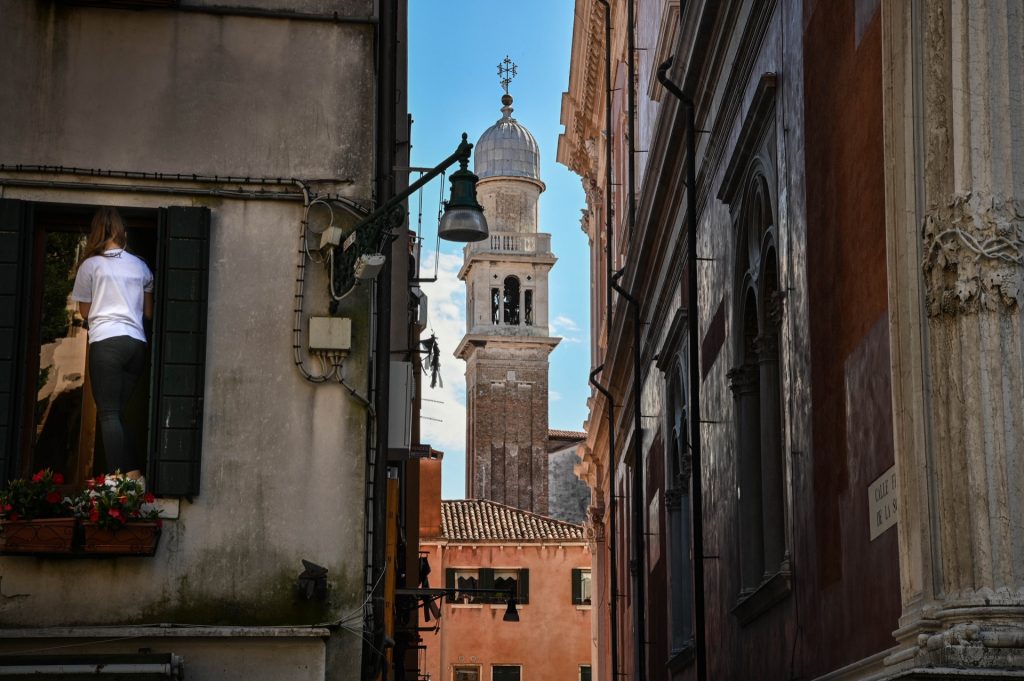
[766,290,786,327]
[664,487,685,511]
[922,193,1024,317]
[728,363,759,395]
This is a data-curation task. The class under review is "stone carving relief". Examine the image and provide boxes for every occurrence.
[922,193,1024,316]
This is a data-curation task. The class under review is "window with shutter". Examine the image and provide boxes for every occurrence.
[0,200,209,499]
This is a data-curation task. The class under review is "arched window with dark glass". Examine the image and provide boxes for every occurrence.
[729,170,787,600]
[503,276,520,325]
[665,359,694,651]
[524,290,533,326]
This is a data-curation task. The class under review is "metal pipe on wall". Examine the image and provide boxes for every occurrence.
[589,365,619,681]
[657,56,707,681]
[611,268,646,681]
[594,3,621,680]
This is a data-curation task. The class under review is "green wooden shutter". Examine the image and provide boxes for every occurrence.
[580,665,592,681]
[572,568,583,604]
[149,207,210,496]
[518,568,529,604]
[445,568,456,603]
[478,568,495,603]
[0,200,31,487]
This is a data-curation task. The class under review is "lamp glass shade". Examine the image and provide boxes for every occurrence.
[439,206,489,242]
[438,165,488,242]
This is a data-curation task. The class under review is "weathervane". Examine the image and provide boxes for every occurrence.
[497,56,518,96]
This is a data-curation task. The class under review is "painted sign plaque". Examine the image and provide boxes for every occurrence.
[868,465,898,540]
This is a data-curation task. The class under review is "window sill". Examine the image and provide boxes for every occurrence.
[574,604,592,610]
[449,604,484,609]
[731,564,793,626]
[667,642,695,673]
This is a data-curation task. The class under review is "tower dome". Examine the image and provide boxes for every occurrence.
[474,94,541,181]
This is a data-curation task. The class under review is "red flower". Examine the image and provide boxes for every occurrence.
[95,475,106,486]
[143,493,156,504]
[8,513,19,521]
[109,509,121,519]
[53,473,65,485]
[118,495,128,505]
[3,503,11,512]
[31,471,44,483]
[87,479,96,489]
[89,508,99,522]
[45,491,61,504]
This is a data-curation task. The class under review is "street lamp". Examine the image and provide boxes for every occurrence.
[329,133,488,299]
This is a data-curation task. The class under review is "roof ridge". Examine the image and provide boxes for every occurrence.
[442,498,584,530]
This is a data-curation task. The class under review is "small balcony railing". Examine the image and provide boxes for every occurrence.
[465,231,551,257]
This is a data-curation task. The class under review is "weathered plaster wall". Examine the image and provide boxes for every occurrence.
[0,1,374,183]
[0,3,376,679]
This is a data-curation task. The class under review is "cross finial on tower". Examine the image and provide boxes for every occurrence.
[498,56,518,96]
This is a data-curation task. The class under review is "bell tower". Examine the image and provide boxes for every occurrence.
[455,63,560,514]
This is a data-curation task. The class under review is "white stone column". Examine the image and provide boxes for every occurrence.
[883,0,1024,670]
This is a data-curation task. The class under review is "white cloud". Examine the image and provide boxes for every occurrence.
[550,390,562,402]
[551,314,580,333]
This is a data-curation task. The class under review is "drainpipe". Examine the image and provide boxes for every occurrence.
[594,4,619,679]
[626,0,637,238]
[657,56,706,681]
[610,268,646,681]
[589,365,619,681]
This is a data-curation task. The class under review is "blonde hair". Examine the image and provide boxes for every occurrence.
[81,206,127,263]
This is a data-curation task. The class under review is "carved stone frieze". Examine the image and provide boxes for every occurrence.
[922,193,1024,316]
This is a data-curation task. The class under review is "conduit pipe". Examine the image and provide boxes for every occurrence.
[589,365,619,681]
[610,268,646,681]
[657,56,706,681]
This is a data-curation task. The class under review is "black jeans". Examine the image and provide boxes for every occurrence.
[89,336,147,473]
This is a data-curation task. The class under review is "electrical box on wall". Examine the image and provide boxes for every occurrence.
[388,361,413,450]
[309,317,352,351]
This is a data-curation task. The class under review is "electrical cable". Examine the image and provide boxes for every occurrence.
[292,181,334,383]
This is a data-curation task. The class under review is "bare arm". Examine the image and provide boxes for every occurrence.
[78,302,91,320]
[144,292,153,320]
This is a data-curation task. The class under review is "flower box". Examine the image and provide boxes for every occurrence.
[0,517,77,555]
[81,521,161,556]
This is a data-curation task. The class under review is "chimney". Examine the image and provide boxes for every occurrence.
[416,447,443,539]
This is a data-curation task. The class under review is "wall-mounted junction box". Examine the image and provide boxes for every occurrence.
[309,317,352,352]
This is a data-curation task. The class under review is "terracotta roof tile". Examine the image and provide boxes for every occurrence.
[548,429,586,440]
[441,499,585,542]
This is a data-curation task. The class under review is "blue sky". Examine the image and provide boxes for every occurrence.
[409,1,590,499]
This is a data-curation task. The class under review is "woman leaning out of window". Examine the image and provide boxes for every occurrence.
[71,206,153,486]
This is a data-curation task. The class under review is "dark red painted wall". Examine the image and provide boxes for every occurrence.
[800,1,901,676]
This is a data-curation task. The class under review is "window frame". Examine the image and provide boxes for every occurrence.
[0,199,210,498]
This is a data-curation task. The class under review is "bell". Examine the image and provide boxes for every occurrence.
[438,156,489,242]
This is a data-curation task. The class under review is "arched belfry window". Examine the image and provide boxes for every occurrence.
[728,170,787,602]
[503,276,520,325]
[491,287,501,325]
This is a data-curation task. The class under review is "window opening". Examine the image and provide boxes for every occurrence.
[21,206,157,488]
[503,276,520,325]
[452,569,481,604]
[524,289,533,326]
[493,570,519,603]
[453,666,481,681]
[491,287,501,325]
[493,665,521,681]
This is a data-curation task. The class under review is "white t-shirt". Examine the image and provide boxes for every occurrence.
[71,249,154,344]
